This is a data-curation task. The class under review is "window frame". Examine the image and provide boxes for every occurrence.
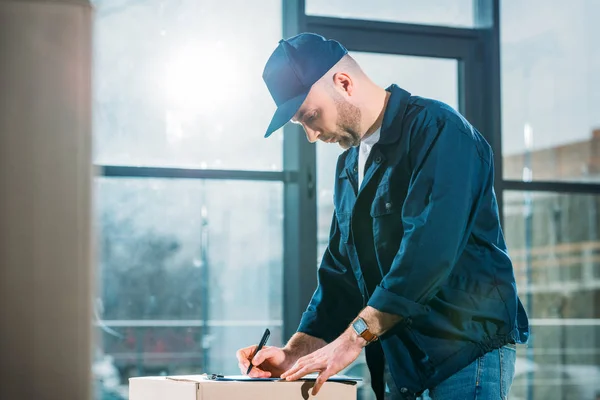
[95,1,600,390]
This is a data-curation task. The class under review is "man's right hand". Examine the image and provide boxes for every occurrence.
[236,333,327,378]
[236,345,294,378]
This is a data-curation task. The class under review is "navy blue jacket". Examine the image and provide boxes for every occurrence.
[297,85,529,399]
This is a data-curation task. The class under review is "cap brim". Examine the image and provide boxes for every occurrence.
[264,91,309,138]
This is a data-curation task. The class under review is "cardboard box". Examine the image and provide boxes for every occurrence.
[130,375,358,400]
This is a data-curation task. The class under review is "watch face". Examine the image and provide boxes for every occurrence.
[352,318,368,334]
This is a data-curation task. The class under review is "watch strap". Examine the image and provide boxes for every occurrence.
[360,328,378,343]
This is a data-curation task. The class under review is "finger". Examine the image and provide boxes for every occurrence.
[280,360,302,379]
[238,360,261,375]
[251,347,276,366]
[238,362,248,374]
[281,355,311,379]
[236,346,256,363]
[312,369,334,396]
[248,368,271,378]
[237,357,253,373]
[285,361,325,381]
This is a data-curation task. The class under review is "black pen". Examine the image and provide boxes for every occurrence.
[246,328,270,375]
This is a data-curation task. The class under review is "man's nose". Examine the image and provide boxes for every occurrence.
[304,125,320,143]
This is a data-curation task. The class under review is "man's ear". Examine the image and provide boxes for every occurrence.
[332,72,354,96]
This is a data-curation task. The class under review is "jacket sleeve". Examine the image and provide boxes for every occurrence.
[297,212,364,343]
[367,121,489,318]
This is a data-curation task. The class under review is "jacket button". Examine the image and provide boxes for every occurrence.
[400,387,408,394]
[374,156,382,163]
[385,202,392,210]
[353,165,358,172]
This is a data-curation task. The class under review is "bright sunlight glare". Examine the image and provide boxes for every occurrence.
[165,41,239,112]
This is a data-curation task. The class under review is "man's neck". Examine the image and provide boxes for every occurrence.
[361,87,390,140]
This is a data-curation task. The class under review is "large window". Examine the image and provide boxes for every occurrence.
[95,179,283,390]
[90,1,600,399]
[501,1,600,399]
[93,0,283,170]
[91,0,285,398]
[501,0,600,182]
[503,192,600,399]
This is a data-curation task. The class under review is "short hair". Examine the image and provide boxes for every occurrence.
[317,54,365,88]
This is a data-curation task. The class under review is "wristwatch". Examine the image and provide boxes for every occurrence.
[351,317,378,344]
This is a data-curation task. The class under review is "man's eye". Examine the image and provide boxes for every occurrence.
[307,112,317,122]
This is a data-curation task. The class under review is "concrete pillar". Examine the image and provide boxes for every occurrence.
[0,0,93,399]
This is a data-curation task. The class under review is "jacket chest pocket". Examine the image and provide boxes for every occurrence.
[370,193,404,248]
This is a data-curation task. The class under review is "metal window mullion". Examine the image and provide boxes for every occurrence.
[305,15,481,40]
[501,180,600,195]
[282,0,317,343]
[306,16,481,60]
[282,128,317,342]
[98,165,295,182]
[474,0,503,221]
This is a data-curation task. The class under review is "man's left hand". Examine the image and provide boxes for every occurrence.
[280,329,366,395]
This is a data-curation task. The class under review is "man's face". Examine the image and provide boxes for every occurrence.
[291,84,362,149]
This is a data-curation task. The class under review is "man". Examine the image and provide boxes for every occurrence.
[236,33,529,400]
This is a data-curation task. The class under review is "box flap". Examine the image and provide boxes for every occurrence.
[165,375,211,383]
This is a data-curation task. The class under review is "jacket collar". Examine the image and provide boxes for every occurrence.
[340,84,411,178]
[378,84,411,145]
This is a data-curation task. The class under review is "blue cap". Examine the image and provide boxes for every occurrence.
[262,33,348,138]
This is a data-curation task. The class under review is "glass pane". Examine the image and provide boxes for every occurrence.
[503,191,600,400]
[93,178,283,398]
[316,53,459,400]
[92,0,283,170]
[501,1,600,182]
[306,0,474,28]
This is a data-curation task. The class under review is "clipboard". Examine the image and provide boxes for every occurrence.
[213,374,361,383]
[167,373,361,383]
